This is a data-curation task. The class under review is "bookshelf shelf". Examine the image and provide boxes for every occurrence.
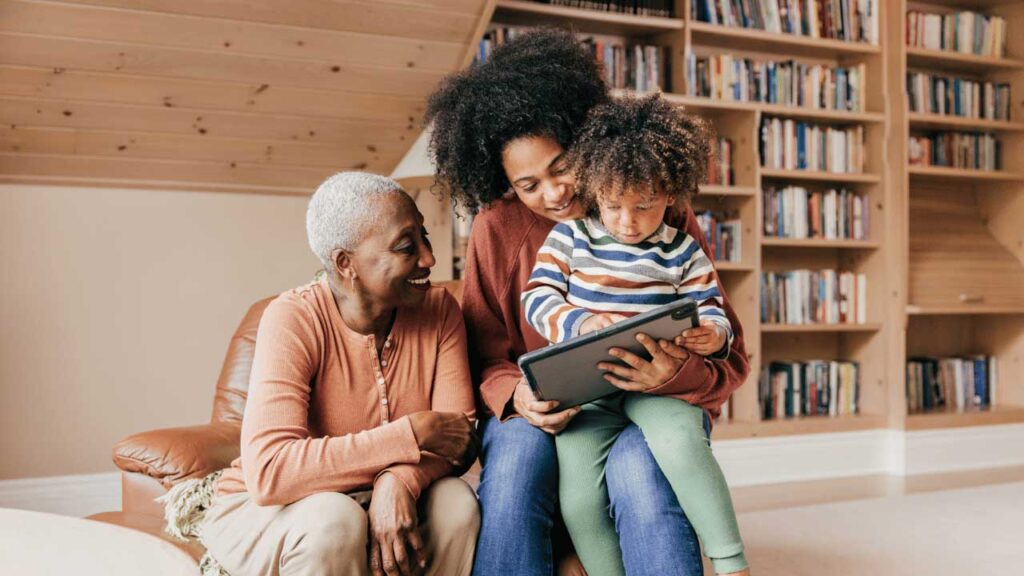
[906,46,1024,72]
[715,414,887,440]
[761,169,882,183]
[907,305,1024,316]
[761,238,880,249]
[666,95,884,123]
[761,323,882,333]
[698,184,758,197]
[905,406,1024,431]
[493,1,682,35]
[688,21,881,57]
[907,112,1024,133]
[908,165,1024,182]
[714,261,755,272]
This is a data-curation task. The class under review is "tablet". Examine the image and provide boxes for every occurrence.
[518,299,699,408]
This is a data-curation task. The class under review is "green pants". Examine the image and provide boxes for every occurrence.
[556,392,746,575]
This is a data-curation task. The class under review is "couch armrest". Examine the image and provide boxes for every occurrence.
[112,422,240,488]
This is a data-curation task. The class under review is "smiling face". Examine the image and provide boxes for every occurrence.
[340,194,436,310]
[596,186,675,244]
[501,135,586,222]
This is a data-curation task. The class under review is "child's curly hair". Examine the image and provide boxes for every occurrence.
[425,28,609,212]
[567,94,711,210]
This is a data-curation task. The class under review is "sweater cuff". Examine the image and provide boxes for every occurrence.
[480,371,522,422]
[646,351,712,397]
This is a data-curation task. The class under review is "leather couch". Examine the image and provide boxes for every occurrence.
[88,281,584,574]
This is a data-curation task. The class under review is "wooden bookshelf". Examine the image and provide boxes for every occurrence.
[894,0,1024,437]
[761,323,882,333]
[907,112,1024,132]
[906,46,1024,72]
[665,94,885,123]
[493,0,682,35]
[908,165,1024,182]
[760,169,882,183]
[761,238,880,249]
[688,20,881,57]
[698,184,758,197]
[906,406,1024,431]
[485,0,1024,441]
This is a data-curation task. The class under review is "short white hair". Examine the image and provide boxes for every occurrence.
[306,172,408,269]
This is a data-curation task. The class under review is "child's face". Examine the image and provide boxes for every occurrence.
[597,186,675,244]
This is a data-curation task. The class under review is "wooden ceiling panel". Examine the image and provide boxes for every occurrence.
[0,33,448,98]
[0,125,402,170]
[1,0,466,73]
[0,66,427,123]
[0,97,418,146]
[53,0,481,42]
[0,0,495,193]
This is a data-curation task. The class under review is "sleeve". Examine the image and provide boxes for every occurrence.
[240,297,423,506]
[647,206,750,416]
[460,216,524,419]
[521,223,595,344]
[379,292,476,499]
[675,235,734,347]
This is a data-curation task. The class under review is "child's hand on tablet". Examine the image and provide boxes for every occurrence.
[579,312,628,335]
[678,320,726,356]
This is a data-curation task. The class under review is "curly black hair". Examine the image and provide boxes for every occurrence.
[567,94,711,210]
[425,28,609,212]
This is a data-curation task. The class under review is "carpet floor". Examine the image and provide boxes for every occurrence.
[731,481,1023,575]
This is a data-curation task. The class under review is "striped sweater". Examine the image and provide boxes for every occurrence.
[522,218,733,346]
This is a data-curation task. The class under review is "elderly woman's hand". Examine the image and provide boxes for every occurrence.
[369,473,425,576]
[408,411,475,467]
[598,333,691,392]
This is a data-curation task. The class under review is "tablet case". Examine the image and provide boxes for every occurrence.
[518,299,699,408]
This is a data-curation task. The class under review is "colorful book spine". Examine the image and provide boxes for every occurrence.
[693,0,879,45]
[763,186,869,240]
[760,269,867,325]
[907,72,1011,121]
[759,117,864,173]
[908,132,1000,171]
[691,55,865,113]
[907,10,1007,58]
[696,210,742,263]
[906,356,997,414]
[759,360,860,419]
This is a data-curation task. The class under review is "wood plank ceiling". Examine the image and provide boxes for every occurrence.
[0,0,493,194]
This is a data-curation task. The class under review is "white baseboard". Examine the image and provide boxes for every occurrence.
[4,424,1023,516]
[714,429,898,487]
[0,472,120,518]
[904,423,1024,476]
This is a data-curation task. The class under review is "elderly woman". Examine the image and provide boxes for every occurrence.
[426,30,749,576]
[198,172,480,576]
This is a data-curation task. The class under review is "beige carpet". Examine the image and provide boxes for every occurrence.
[734,481,1024,575]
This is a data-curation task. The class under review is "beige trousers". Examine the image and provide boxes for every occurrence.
[199,477,479,576]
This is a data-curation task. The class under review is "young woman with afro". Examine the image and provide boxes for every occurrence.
[426,29,750,576]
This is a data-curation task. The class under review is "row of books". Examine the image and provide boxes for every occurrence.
[759,118,864,174]
[761,269,867,325]
[763,186,869,241]
[706,136,734,186]
[477,26,667,92]
[696,210,742,263]
[907,10,1007,58]
[536,1,673,18]
[760,360,860,419]
[691,0,879,45]
[907,73,1012,121]
[908,132,1000,171]
[907,356,997,414]
[688,54,866,112]
[583,40,667,93]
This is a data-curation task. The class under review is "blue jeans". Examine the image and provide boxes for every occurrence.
[473,414,708,576]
